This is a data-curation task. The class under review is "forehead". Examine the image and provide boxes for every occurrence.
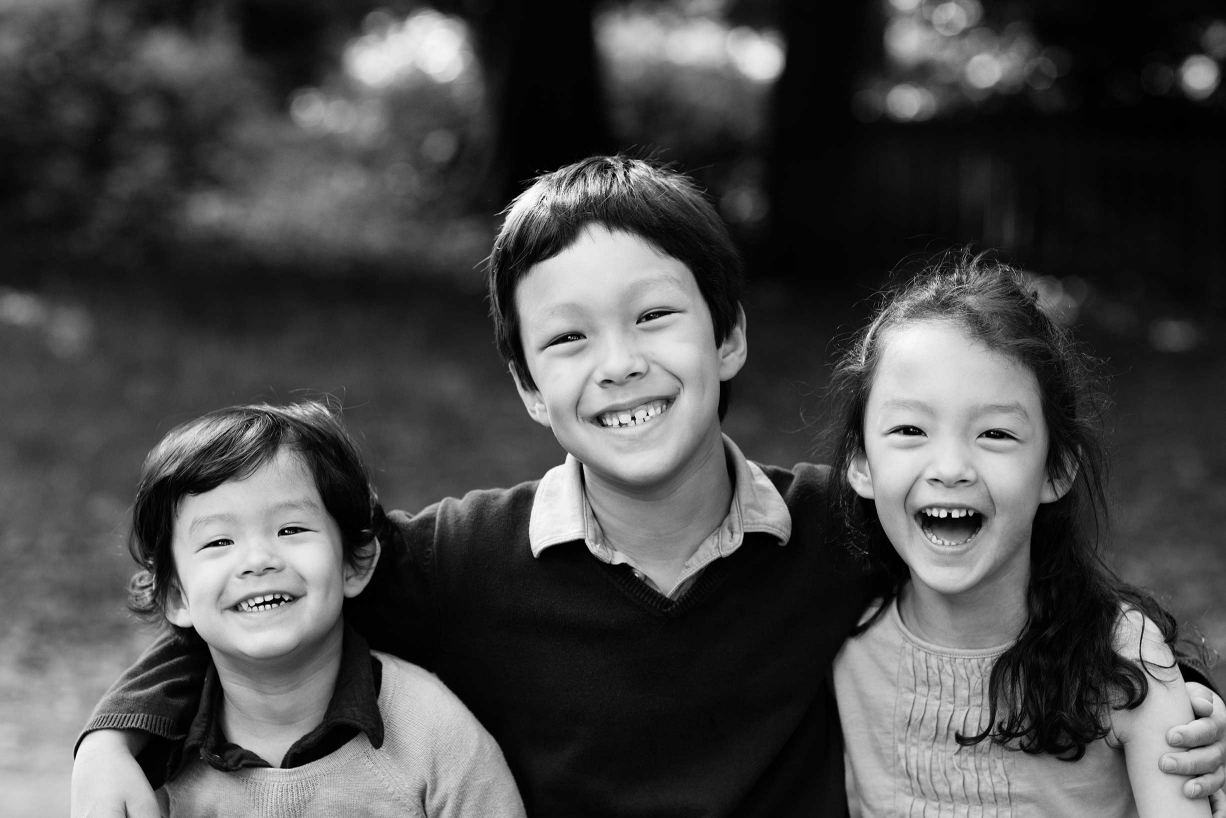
[174,448,322,524]
[513,226,700,324]
[871,320,1041,408]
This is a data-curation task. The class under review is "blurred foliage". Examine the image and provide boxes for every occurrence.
[0,0,271,253]
[0,0,784,274]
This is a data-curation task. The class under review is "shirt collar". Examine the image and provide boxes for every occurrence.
[529,433,792,558]
[171,622,384,777]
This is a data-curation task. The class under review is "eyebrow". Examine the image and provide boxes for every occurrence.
[528,274,689,325]
[879,398,1033,422]
[185,498,325,537]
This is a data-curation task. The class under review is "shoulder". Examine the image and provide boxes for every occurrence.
[754,461,834,510]
[1108,608,1189,745]
[1113,608,1178,679]
[382,480,542,566]
[385,479,541,531]
[372,652,506,768]
[374,652,486,733]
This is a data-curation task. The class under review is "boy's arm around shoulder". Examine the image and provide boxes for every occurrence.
[75,630,210,754]
[1164,627,1226,812]
[1113,611,1212,818]
[349,484,540,667]
[72,629,211,818]
[346,505,442,665]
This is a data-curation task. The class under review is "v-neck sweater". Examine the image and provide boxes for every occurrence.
[352,461,875,817]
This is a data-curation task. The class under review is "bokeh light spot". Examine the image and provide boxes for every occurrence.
[965,53,1003,89]
[931,2,969,37]
[885,84,936,121]
[1025,56,1058,90]
[1202,20,1226,59]
[884,18,928,65]
[1179,54,1220,101]
[1149,319,1202,353]
[725,26,785,83]
[1141,61,1175,95]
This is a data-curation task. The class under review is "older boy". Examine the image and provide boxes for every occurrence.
[122,402,524,816]
[75,157,1226,817]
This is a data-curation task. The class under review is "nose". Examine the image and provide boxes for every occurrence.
[924,438,977,487]
[595,332,647,386]
[238,536,285,577]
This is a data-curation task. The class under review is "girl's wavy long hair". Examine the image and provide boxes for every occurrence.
[826,249,1195,759]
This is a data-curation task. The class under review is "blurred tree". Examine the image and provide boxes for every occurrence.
[459,0,613,205]
[757,0,878,285]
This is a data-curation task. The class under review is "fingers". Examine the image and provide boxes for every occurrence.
[1167,706,1226,750]
[1210,789,1226,818]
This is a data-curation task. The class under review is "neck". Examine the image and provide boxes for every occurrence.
[582,432,732,587]
[209,620,344,767]
[898,572,1030,650]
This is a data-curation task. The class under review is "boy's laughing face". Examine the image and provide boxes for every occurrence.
[514,225,746,494]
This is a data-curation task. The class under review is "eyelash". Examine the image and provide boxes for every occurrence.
[545,332,583,348]
[639,309,673,322]
[889,425,924,436]
[980,429,1016,441]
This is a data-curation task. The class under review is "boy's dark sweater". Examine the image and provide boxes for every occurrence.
[84,462,875,817]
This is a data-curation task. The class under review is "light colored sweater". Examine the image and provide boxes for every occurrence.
[833,599,1139,818]
[157,651,526,818]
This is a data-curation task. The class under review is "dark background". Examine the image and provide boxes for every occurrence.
[1,1,1223,811]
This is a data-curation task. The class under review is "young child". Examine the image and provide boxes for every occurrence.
[125,401,524,816]
[829,252,1213,816]
[73,158,1226,818]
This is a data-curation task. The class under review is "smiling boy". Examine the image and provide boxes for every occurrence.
[126,402,524,816]
[74,156,1226,818]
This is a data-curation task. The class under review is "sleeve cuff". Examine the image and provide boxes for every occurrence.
[74,713,185,756]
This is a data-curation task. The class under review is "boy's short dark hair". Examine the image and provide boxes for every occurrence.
[127,400,382,631]
[486,154,745,418]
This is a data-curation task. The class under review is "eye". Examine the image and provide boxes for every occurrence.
[638,309,675,323]
[201,538,232,550]
[980,429,1017,441]
[279,526,309,536]
[545,332,584,348]
[888,425,925,437]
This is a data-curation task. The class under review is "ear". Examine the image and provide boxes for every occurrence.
[165,582,193,629]
[343,537,381,598]
[717,305,749,381]
[846,451,876,500]
[512,369,552,429]
[1040,455,1078,504]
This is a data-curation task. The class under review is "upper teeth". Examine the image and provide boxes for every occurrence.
[598,400,669,428]
[237,594,293,612]
[922,508,977,518]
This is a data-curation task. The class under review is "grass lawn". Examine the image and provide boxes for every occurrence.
[2,263,1222,814]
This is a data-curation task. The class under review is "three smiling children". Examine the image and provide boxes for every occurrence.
[74,157,1226,816]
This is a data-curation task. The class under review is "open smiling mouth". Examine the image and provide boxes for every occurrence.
[596,399,672,429]
[234,593,297,613]
[917,507,982,546]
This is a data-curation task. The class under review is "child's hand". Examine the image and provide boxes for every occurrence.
[1161,683,1226,801]
[71,729,160,818]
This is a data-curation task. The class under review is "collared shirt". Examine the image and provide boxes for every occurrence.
[528,434,792,598]
[168,624,385,779]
